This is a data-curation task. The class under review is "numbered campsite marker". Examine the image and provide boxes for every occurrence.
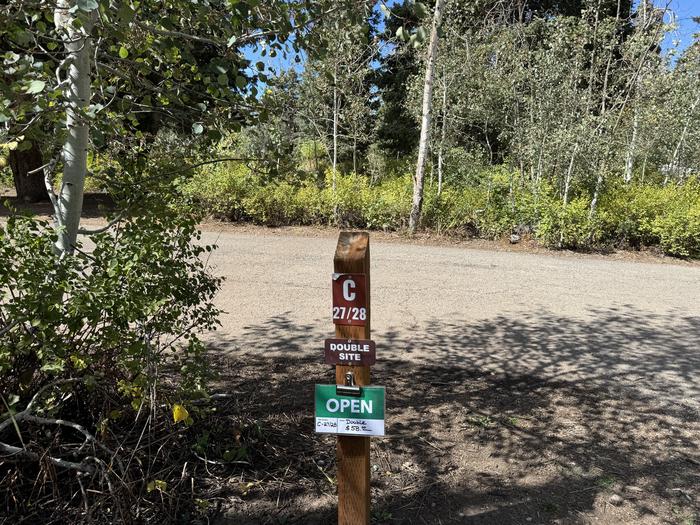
[332,273,367,326]
[324,338,376,366]
[315,384,385,437]
[331,232,372,524]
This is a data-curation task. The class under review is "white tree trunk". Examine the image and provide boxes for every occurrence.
[437,72,448,197]
[589,161,606,220]
[667,92,700,185]
[332,73,339,222]
[332,75,338,187]
[353,135,357,174]
[623,109,638,183]
[563,143,578,208]
[55,0,93,254]
[589,0,620,220]
[560,143,579,247]
[408,0,445,233]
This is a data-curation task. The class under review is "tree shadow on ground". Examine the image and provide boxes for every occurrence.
[0,193,115,219]
[207,307,700,524]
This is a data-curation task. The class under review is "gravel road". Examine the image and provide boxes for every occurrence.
[202,228,700,409]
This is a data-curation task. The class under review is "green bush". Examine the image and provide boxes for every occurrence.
[423,184,484,233]
[0,203,223,522]
[0,209,220,403]
[324,170,370,226]
[243,180,307,225]
[642,179,700,257]
[537,195,598,249]
[295,179,332,224]
[595,178,700,257]
[181,161,252,220]
[0,167,12,188]
[649,205,700,257]
[184,160,700,258]
[597,182,667,247]
[423,167,539,237]
[364,174,412,230]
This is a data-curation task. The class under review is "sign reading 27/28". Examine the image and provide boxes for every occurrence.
[332,273,367,326]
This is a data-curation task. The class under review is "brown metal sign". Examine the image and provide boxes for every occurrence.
[324,338,376,366]
[332,273,367,326]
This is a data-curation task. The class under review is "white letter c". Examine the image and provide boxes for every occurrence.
[343,279,357,301]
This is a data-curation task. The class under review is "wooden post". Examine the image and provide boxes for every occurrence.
[334,231,371,525]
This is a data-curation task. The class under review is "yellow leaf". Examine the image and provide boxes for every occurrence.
[147,480,167,493]
[172,404,189,423]
[70,354,87,370]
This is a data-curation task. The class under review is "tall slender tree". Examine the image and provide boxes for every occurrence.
[409,0,445,233]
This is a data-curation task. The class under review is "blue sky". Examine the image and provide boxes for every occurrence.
[656,0,700,53]
[246,0,700,77]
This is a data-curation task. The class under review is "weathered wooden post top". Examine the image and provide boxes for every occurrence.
[314,231,385,525]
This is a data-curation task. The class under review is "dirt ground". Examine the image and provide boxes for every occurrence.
[195,229,699,524]
[199,349,699,525]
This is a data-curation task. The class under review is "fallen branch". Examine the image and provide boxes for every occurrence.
[0,379,121,476]
[0,441,96,474]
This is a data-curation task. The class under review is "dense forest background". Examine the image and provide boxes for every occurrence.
[188,0,700,258]
[3,0,700,256]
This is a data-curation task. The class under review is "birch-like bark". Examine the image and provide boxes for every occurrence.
[353,135,357,174]
[332,77,338,191]
[55,0,93,254]
[437,69,448,197]
[331,71,339,222]
[560,143,579,247]
[586,0,602,111]
[666,92,700,185]
[589,0,621,220]
[623,109,638,183]
[408,0,445,234]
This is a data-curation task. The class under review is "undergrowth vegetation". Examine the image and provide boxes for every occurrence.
[0,202,224,522]
[183,162,700,258]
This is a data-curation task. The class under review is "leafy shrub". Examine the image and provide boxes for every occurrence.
[0,205,221,521]
[597,182,668,247]
[649,205,700,257]
[0,208,220,403]
[443,146,489,186]
[423,184,485,234]
[295,179,332,224]
[184,160,700,258]
[243,180,307,225]
[595,178,700,256]
[640,179,700,257]
[537,196,598,249]
[181,162,252,220]
[324,170,370,226]
[364,174,412,230]
[0,167,12,188]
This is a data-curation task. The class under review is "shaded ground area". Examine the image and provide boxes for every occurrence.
[0,192,115,218]
[200,307,699,525]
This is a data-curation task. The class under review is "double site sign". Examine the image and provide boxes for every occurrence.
[324,338,376,366]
